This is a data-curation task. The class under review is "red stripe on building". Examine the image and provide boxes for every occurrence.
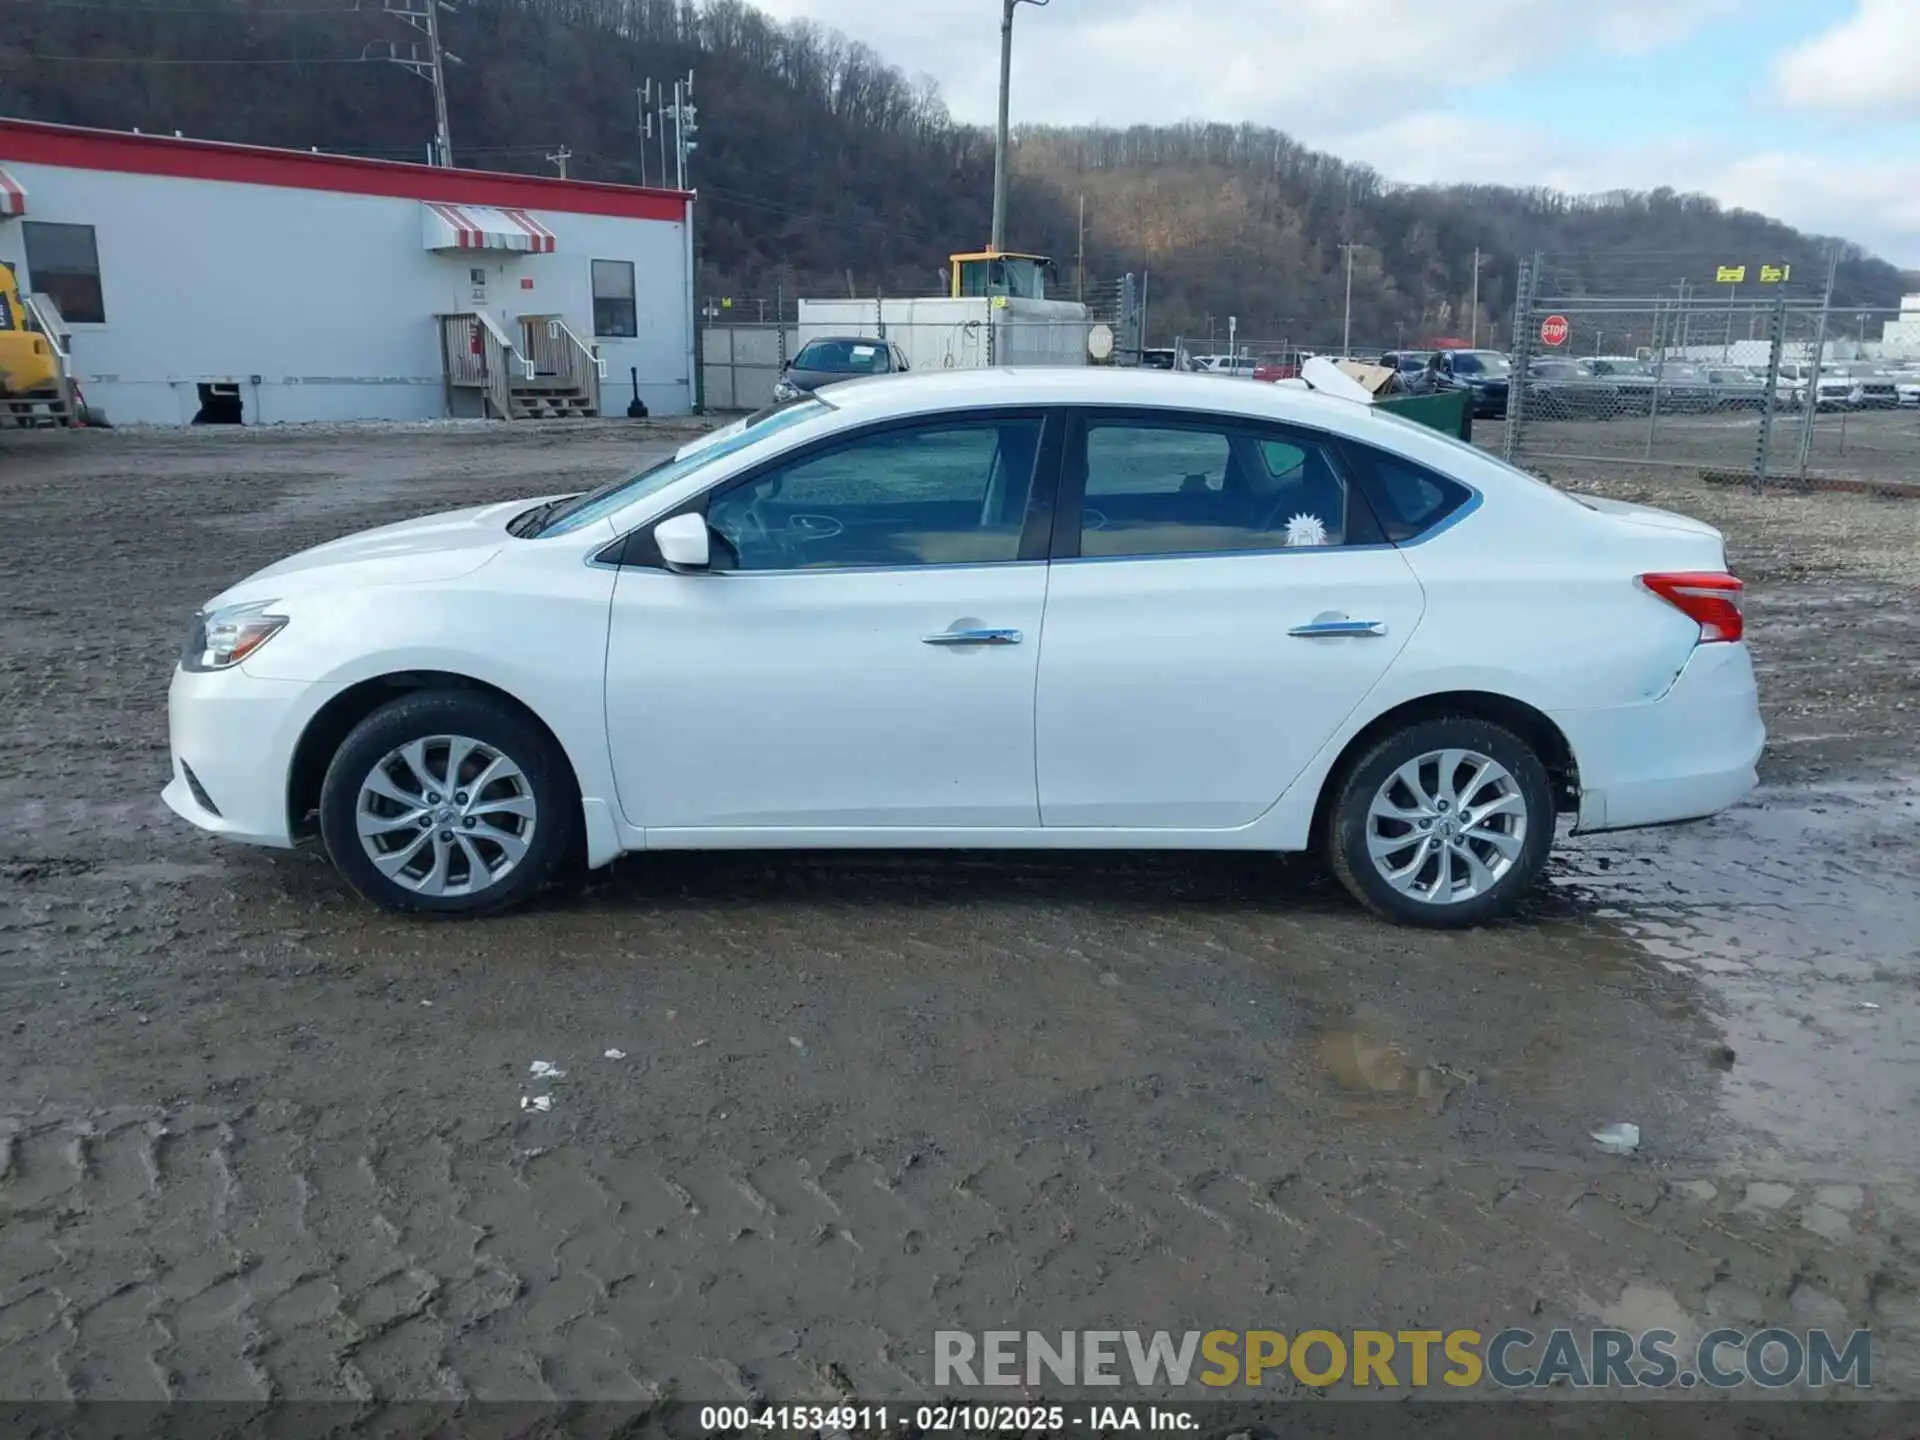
[0,118,688,223]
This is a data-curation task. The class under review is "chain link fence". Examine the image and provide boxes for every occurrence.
[1506,261,1920,489]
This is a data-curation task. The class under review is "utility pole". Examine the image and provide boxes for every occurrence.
[546,145,570,179]
[991,0,1049,253]
[671,70,701,414]
[377,0,459,167]
[1470,246,1482,349]
[670,71,697,192]
[1341,242,1360,357]
[645,77,667,189]
[1076,192,1085,305]
[637,82,651,186]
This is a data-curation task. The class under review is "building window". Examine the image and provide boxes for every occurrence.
[592,259,636,337]
[22,222,105,324]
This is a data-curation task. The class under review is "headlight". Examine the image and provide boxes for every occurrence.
[773,379,802,402]
[183,599,289,672]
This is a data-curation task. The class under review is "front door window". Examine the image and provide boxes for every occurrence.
[706,416,1046,571]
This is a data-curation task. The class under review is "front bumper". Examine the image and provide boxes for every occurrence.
[163,663,332,849]
[1553,642,1764,834]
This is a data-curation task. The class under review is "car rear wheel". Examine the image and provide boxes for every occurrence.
[319,690,579,916]
[1326,718,1555,928]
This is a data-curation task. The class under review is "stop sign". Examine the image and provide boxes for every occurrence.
[1540,314,1571,347]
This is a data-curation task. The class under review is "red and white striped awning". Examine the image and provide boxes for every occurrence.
[422,201,555,254]
[0,167,26,218]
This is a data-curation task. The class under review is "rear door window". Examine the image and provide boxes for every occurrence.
[1065,413,1368,557]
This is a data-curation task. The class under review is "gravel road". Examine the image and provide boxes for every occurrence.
[2,421,1917,1405]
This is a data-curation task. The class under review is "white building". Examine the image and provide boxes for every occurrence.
[1879,294,1920,361]
[0,118,694,425]
[797,295,1091,373]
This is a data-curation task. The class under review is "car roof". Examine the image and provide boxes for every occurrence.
[797,335,888,347]
[812,366,1393,431]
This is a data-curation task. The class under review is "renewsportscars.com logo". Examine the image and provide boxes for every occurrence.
[933,1328,1872,1391]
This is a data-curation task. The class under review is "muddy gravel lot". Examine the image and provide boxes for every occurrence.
[1,420,1918,1407]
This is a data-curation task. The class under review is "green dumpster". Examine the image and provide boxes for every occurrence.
[1377,388,1473,442]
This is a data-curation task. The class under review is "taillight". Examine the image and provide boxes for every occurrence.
[1640,571,1744,644]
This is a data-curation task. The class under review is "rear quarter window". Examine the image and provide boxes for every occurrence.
[1342,442,1476,542]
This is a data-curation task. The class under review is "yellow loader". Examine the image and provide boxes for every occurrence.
[0,260,79,426]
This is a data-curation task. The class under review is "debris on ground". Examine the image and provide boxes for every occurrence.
[1592,1122,1641,1155]
[520,1095,553,1113]
[604,1048,627,1060]
[529,1060,566,1079]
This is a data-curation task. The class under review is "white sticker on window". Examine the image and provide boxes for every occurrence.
[1284,513,1330,547]
[851,344,878,357]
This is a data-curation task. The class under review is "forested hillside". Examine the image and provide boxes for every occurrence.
[5,0,1908,345]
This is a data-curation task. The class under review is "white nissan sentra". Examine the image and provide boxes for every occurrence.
[164,369,1763,927]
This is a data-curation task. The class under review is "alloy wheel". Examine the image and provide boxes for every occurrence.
[1365,748,1529,906]
[354,734,537,897]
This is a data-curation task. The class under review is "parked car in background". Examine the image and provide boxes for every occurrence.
[163,369,1762,929]
[773,336,908,402]
[1588,357,1659,415]
[1526,358,1620,419]
[1851,369,1901,410]
[1775,363,1899,411]
[1379,349,1508,416]
[1253,357,1301,382]
[1435,350,1512,418]
[1194,354,1259,378]
[1139,348,1179,371]
[1895,370,1920,408]
[1655,364,1719,415]
[1704,368,1770,410]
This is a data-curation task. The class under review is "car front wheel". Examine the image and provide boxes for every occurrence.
[1326,718,1555,927]
[319,690,579,916]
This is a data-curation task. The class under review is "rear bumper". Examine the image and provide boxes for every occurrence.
[1553,643,1764,834]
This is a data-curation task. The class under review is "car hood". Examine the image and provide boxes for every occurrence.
[208,495,549,607]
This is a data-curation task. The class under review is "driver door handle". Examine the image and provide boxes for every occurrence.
[923,628,1024,646]
[1288,618,1387,638]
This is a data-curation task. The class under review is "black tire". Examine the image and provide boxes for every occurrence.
[319,690,580,916]
[1326,716,1555,928]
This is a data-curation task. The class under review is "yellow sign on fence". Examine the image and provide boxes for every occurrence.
[1716,265,1748,284]
[1760,264,1792,283]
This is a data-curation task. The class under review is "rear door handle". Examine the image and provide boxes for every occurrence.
[923,628,1024,646]
[1288,619,1387,638]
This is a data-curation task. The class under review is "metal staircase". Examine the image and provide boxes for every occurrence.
[437,312,604,421]
[4,292,78,427]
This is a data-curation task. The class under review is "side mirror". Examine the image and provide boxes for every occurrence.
[654,512,711,571]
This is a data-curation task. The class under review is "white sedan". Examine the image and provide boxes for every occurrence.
[164,369,1763,927]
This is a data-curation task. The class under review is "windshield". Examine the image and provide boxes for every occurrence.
[1450,351,1511,376]
[535,397,830,538]
[1598,359,1652,376]
[793,339,890,375]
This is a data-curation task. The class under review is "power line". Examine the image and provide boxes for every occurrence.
[7,0,362,10]
[0,50,374,62]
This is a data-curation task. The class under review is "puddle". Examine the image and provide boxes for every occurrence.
[1318,1028,1464,1113]
[1556,776,1920,1179]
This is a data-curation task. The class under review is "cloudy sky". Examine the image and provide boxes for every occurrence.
[748,0,1920,268]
